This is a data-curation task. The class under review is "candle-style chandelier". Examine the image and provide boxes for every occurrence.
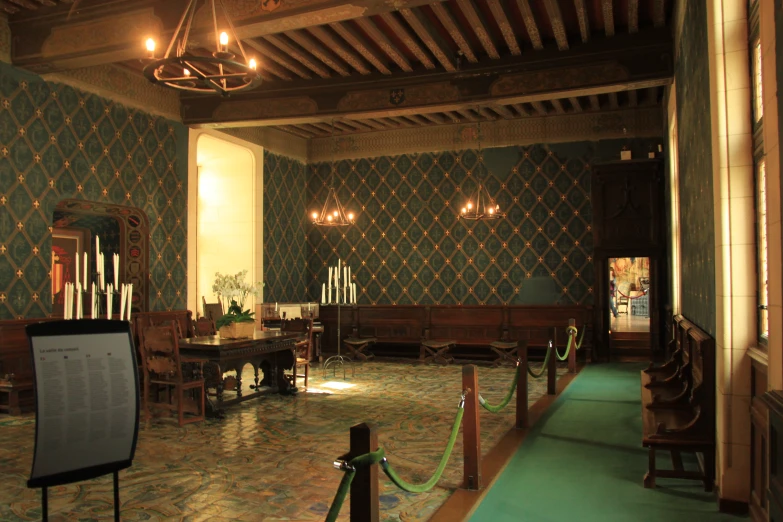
[311,120,355,227]
[142,0,261,96]
[459,114,505,221]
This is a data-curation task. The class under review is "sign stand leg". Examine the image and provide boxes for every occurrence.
[42,487,48,522]
[113,471,120,521]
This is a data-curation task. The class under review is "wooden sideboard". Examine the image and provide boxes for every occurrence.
[319,304,593,360]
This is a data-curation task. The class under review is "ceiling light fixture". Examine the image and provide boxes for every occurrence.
[459,113,505,221]
[311,120,355,227]
[143,0,261,96]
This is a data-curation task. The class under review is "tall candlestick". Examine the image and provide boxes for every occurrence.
[119,284,126,321]
[75,252,79,289]
[76,282,82,319]
[100,253,105,291]
[113,254,119,289]
[321,283,326,304]
[106,284,112,319]
[91,283,96,319]
[125,284,133,320]
[95,235,100,260]
[83,253,88,288]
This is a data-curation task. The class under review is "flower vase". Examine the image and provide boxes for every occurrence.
[219,321,255,339]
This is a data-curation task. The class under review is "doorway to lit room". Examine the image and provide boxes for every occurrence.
[609,257,651,358]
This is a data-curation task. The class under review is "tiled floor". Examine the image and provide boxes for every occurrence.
[0,360,565,521]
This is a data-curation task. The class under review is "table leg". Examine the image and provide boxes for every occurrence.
[253,364,260,389]
[235,369,243,398]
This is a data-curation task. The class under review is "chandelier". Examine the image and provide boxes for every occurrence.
[143,0,261,96]
[459,115,505,220]
[311,121,355,226]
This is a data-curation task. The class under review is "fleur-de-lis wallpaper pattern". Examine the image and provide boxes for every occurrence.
[304,139,661,306]
[0,62,187,318]
[675,0,716,336]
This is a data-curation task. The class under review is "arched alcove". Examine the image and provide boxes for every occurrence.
[52,199,150,316]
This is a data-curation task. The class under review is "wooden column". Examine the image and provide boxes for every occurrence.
[548,327,557,395]
[516,343,528,429]
[462,364,481,490]
[568,318,577,373]
[350,423,379,522]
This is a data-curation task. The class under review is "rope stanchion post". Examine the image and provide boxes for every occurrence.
[462,365,482,490]
[547,327,557,395]
[350,423,379,522]
[567,318,577,373]
[516,343,528,429]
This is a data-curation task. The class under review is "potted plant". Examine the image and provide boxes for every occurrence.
[212,270,264,339]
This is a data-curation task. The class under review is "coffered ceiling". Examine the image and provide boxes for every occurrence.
[6,0,674,138]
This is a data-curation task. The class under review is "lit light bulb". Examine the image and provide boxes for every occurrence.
[327,215,333,222]
[467,202,473,209]
[461,208,467,214]
[145,38,156,53]
[219,32,229,46]
[249,58,257,70]
[348,213,354,220]
[183,68,190,77]
[488,207,494,214]
[333,210,338,217]
[312,212,318,220]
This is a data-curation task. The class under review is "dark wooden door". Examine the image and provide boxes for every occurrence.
[591,159,665,361]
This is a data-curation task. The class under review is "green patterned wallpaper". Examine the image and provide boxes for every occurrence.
[0,62,188,318]
[263,151,308,302]
[675,0,715,336]
[305,140,657,306]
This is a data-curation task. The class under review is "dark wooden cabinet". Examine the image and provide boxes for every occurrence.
[765,390,783,521]
[591,159,665,361]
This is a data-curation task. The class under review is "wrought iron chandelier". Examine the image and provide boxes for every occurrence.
[311,121,355,227]
[459,115,505,221]
[143,0,261,96]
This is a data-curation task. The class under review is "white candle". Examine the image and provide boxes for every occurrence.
[76,282,82,319]
[95,235,100,260]
[321,283,326,304]
[125,284,133,320]
[119,284,126,321]
[113,254,119,289]
[106,283,111,319]
[275,302,277,312]
[100,253,105,291]
[75,252,79,289]
[83,253,88,287]
[328,267,332,285]
[91,282,96,319]
[63,283,70,320]
[352,283,356,304]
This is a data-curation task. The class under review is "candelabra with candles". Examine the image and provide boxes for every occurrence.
[321,258,357,378]
[59,235,133,321]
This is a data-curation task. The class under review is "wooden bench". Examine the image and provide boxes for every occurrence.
[640,320,715,490]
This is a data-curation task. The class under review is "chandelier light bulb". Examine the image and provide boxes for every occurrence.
[327,215,333,222]
[249,58,257,70]
[312,212,318,220]
[183,68,190,76]
[488,207,494,214]
[145,38,156,53]
[219,31,229,46]
[348,213,354,221]
[467,202,473,209]
[462,208,467,214]
[333,210,338,217]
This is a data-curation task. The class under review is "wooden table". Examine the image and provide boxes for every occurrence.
[179,330,300,417]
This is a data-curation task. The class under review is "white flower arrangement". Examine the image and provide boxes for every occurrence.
[212,270,264,313]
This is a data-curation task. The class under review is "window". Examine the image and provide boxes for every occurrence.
[757,160,768,338]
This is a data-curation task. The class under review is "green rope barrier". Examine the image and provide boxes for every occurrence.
[575,326,586,350]
[381,402,465,493]
[325,447,386,522]
[527,343,553,378]
[556,326,578,361]
[478,363,520,413]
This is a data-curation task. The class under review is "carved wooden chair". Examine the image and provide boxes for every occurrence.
[283,317,313,390]
[138,322,205,426]
[202,297,224,323]
[194,316,217,337]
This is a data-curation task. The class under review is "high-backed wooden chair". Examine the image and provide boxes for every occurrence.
[202,297,224,323]
[138,322,205,426]
[194,316,217,337]
[283,318,313,390]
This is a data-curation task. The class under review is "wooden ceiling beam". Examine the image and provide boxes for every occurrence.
[380,11,435,70]
[573,0,590,43]
[514,0,543,50]
[568,97,583,112]
[11,0,446,73]
[602,0,615,37]
[406,114,431,125]
[487,0,520,55]
[628,0,639,34]
[490,104,515,119]
[399,7,456,72]
[551,99,566,114]
[511,103,529,117]
[34,0,57,6]
[421,112,447,124]
[353,119,386,130]
[301,123,331,136]
[588,95,601,111]
[244,38,312,80]
[530,101,547,115]
[543,0,569,50]
[478,107,498,120]
[309,122,335,134]
[653,0,666,28]
[389,116,416,127]
[332,121,356,132]
[608,92,619,109]
[355,17,412,72]
[455,0,499,59]
[0,0,21,14]
[285,30,351,77]
[430,2,478,63]
[263,34,331,78]
[307,26,370,76]
[8,0,38,9]
[283,125,316,139]
[456,109,479,122]
[329,22,392,75]
[628,89,638,107]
